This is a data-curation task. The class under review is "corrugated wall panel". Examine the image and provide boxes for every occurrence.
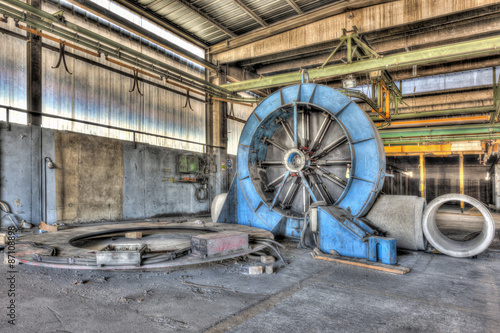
[40,1,206,152]
[227,102,254,155]
[0,18,27,124]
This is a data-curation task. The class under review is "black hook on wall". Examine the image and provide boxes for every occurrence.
[52,43,72,75]
[129,69,143,96]
[183,89,193,111]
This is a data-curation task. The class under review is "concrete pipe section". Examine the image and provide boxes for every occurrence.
[365,195,427,250]
[211,193,227,222]
[422,194,496,257]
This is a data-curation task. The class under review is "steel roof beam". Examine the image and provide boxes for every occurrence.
[63,0,216,70]
[112,0,207,48]
[209,0,397,53]
[231,0,268,27]
[220,35,500,92]
[284,0,303,14]
[174,0,237,37]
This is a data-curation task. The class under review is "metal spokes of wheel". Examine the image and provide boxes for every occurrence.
[253,102,353,217]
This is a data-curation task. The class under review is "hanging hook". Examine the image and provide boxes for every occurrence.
[129,69,143,96]
[228,102,235,117]
[52,43,72,75]
[300,69,310,84]
[183,89,193,111]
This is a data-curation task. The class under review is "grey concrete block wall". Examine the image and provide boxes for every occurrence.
[1,124,210,227]
[122,142,209,219]
[0,124,56,227]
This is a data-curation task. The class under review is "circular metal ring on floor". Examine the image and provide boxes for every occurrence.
[12,221,274,270]
[422,194,495,257]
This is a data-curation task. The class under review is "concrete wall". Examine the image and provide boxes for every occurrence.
[55,132,124,223]
[122,142,208,219]
[0,124,56,227]
[0,124,210,227]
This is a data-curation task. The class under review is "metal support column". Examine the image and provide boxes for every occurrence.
[209,67,228,196]
[491,67,500,123]
[405,174,409,195]
[346,33,352,64]
[27,0,42,124]
[420,154,426,199]
[460,153,465,212]
[399,172,403,195]
[27,0,43,224]
[390,169,394,194]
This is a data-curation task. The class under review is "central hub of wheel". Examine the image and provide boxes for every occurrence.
[283,148,309,172]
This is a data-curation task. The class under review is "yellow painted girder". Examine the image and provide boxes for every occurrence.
[385,144,484,156]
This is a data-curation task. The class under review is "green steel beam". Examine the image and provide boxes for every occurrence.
[383,135,500,145]
[381,122,500,144]
[221,36,500,92]
[379,123,500,139]
[371,106,495,121]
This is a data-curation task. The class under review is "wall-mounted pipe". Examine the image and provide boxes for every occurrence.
[0,1,261,105]
[0,105,224,149]
[380,123,500,138]
[377,115,490,129]
[0,26,209,104]
[371,106,495,121]
[1,0,221,92]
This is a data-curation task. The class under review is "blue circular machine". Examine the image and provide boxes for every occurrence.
[217,83,396,264]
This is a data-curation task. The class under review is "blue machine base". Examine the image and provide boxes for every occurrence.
[317,206,397,265]
[217,178,397,265]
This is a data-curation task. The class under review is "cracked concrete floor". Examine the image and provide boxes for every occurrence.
[1,236,499,333]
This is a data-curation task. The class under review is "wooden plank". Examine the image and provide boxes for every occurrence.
[312,252,410,275]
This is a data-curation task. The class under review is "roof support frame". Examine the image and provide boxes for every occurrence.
[231,0,268,27]
[174,0,237,37]
[284,0,303,14]
[220,35,500,92]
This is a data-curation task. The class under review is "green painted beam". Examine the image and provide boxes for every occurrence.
[221,36,500,92]
[379,123,500,139]
[383,135,500,145]
[371,106,495,121]
[381,122,500,144]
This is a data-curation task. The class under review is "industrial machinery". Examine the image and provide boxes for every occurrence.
[214,81,397,264]
[214,81,497,264]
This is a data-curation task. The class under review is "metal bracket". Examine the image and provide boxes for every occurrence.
[52,10,65,23]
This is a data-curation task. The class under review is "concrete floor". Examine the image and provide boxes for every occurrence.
[1,214,500,333]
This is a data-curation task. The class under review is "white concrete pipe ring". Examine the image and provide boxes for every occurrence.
[422,194,495,258]
[211,193,228,222]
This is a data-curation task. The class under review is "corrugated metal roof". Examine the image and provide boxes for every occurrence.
[130,0,341,45]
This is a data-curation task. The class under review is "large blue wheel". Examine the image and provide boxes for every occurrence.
[236,84,385,226]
